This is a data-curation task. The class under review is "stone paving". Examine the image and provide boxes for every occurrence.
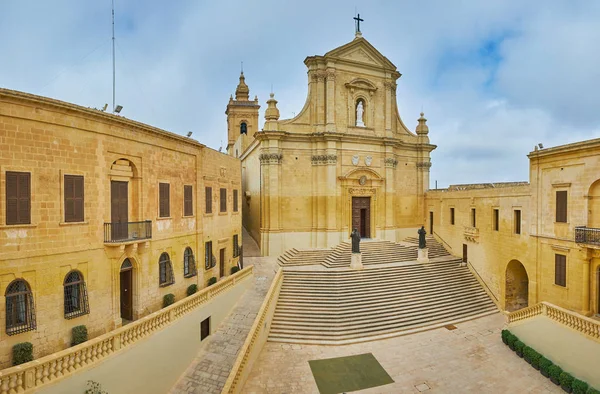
[170,229,277,394]
[243,313,563,393]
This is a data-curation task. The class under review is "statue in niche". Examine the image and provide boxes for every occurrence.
[356,100,365,127]
[351,228,361,253]
[418,226,427,249]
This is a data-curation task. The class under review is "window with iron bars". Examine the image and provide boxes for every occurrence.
[184,247,197,278]
[64,271,90,319]
[159,253,175,287]
[5,279,36,335]
[233,234,240,258]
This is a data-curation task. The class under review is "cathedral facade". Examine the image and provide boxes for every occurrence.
[228,35,435,256]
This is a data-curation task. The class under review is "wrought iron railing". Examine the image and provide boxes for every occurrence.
[104,220,152,243]
[575,226,600,245]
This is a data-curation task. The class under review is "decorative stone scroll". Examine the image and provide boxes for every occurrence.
[259,153,283,165]
[349,187,376,195]
[385,158,398,168]
[416,162,432,169]
[311,155,337,165]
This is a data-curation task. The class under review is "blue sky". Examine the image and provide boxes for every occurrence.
[1,0,599,187]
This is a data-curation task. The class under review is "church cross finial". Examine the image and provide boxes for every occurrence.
[353,13,364,34]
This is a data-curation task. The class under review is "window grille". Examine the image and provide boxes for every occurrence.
[205,241,213,269]
[5,279,36,335]
[64,271,90,319]
[159,253,174,286]
[233,234,240,258]
[184,247,197,277]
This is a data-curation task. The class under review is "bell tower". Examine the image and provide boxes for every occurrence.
[225,72,260,157]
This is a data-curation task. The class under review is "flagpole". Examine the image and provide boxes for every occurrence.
[112,0,116,113]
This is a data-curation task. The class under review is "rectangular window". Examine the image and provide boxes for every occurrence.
[205,187,212,214]
[493,209,499,231]
[450,208,455,225]
[6,171,31,225]
[514,210,521,234]
[556,191,567,223]
[555,254,566,287]
[220,188,227,212]
[159,183,170,217]
[233,189,239,212]
[64,175,84,222]
[471,208,476,227]
[205,241,213,269]
[184,185,193,216]
[233,234,239,257]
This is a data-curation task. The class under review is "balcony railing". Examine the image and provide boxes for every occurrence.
[464,226,480,243]
[104,220,152,243]
[575,226,600,246]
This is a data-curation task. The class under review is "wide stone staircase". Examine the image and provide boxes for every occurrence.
[269,255,498,344]
[277,248,332,267]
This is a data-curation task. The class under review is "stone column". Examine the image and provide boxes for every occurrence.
[325,68,336,132]
[582,260,591,315]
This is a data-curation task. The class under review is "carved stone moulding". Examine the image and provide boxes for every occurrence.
[416,162,432,169]
[385,158,398,168]
[259,153,283,165]
[348,187,376,195]
[311,154,337,165]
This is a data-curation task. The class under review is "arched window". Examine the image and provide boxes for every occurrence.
[159,253,174,287]
[5,279,36,335]
[64,271,90,319]
[183,247,197,278]
[240,122,247,135]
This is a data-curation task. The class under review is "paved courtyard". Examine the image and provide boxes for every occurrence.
[243,313,562,393]
[170,230,278,393]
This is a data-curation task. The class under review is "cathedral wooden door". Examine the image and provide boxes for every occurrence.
[352,197,371,238]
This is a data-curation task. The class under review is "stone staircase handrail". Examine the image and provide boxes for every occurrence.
[0,266,254,394]
[222,268,284,394]
[508,302,600,342]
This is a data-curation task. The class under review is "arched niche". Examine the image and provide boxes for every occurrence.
[505,260,529,312]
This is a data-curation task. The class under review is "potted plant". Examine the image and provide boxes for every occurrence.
[207,277,217,286]
[507,332,518,351]
[571,379,588,394]
[514,340,525,357]
[501,329,509,345]
[12,342,33,366]
[530,349,542,370]
[523,346,532,363]
[186,284,198,296]
[559,372,574,393]
[539,357,553,377]
[548,365,563,385]
[163,293,175,307]
[72,325,88,346]
[231,266,240,274]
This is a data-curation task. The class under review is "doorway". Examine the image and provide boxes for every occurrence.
[201,317,210,341]
[120,259,133,321]
[462,244,467,265]
[111,181,128,240]
[219,248,225,278]
[505,260,529,312]
[597,266,600,315]
[352,197,371,238]
[429,211,434,235]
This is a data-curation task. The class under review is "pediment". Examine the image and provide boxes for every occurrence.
[345,78,377,92]
[324,37,397,70]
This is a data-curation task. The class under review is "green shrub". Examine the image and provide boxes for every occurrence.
[231,266,240,274]
[560,372,574,392]
[514,340,525,357]
[12,342,33,366]
[501,329,510,345]
[72,325,88,346]
[163,293,175,308]
[539,357,553,377]
[186,284,198,296]
[207,277,217,286]
[522,346,532,362]
[587,387,600,394]
[572,379,589,394]
[507,332,518,350]
[529,349,542,370]
[548,364,563,384]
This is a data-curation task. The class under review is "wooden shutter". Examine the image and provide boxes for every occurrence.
[220,188,227,212]
[6,172,30,225]
[515,210,521,234]
[555,254,566,287]
[65,175,84,222]
[184,185,193,216]
[556,191,567,223]
[159,183,170,217]
[205,187,212,213]
[450,208,454,225]
[233,189,238,212]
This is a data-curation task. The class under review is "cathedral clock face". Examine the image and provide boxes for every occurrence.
[359,175,367,185]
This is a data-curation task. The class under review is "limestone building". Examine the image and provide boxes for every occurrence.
[228,34,435,256]
[0,88,242,367]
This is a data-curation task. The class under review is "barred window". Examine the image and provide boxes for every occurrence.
[205,241,214,269]
[184,247,197,278]
[5,279,36,335]
[233,234,240,258]
[159,253,174,287]
[233,190,239,212]
[64,271,90,319]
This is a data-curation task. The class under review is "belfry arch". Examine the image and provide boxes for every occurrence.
[505,260,529,312]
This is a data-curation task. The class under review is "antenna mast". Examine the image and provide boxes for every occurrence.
[111,0,116,113]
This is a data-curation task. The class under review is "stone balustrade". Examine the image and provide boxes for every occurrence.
[0,266,254,394]
[222,268,283,393]
[508,302,600,342]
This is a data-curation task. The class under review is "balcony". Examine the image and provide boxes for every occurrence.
[104,221,152,244]
[575,226,600,247]
[464,226,480,243]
